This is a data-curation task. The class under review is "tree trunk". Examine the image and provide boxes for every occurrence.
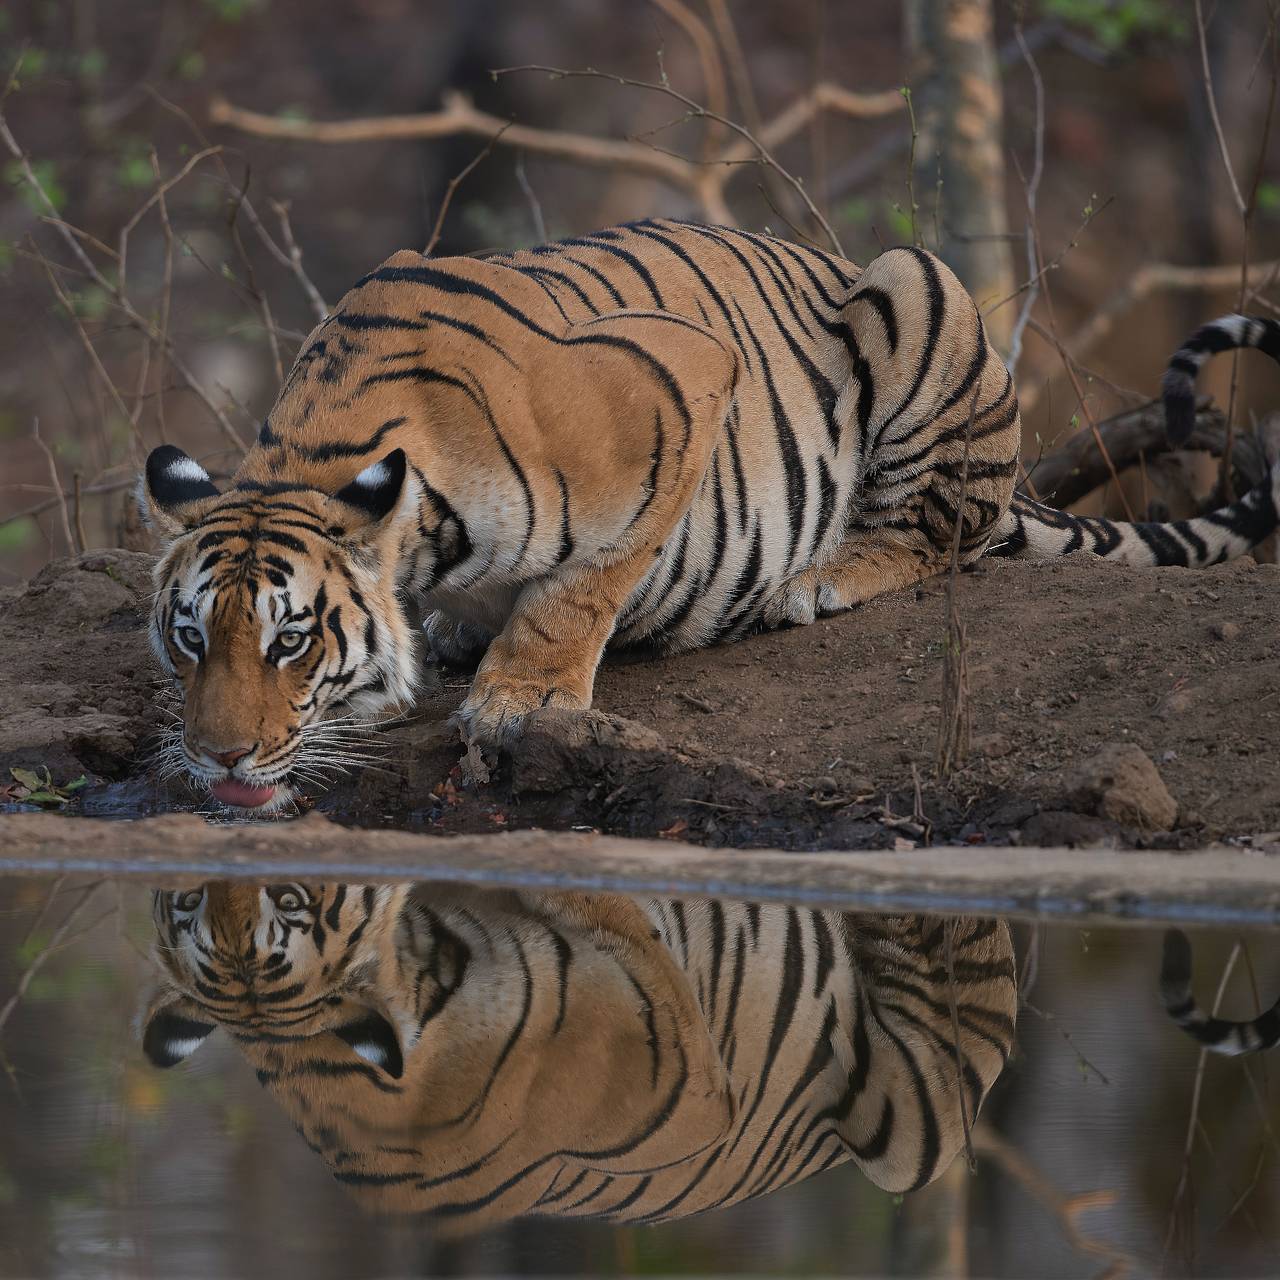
[906,0,1014,355]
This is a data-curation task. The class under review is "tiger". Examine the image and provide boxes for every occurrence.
[138,219,1280,811]
[142,881,1017,1226]
[1160,928,1280,1056]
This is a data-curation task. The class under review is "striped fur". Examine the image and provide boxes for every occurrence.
[139,224,1280,808]
[992,312,1280,565]
[1160,928,1280,1056]
[143,883,1016,1225]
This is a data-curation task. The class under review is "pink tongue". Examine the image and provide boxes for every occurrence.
[210,779,277,808]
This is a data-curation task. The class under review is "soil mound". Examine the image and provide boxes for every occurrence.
[2,550,1277,851]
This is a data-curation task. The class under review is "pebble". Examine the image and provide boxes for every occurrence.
[1212,621,1241,642]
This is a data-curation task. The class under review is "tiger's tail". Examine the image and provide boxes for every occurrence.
[990,313,1280,567]
[1161,929,1280,1056]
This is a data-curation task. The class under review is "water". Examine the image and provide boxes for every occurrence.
[0,873,1277,1279]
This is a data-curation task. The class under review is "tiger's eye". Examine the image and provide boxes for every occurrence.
[174,888,204,912]
[177,626,203,651]
[268,884,308,911]
[276,631,305,650]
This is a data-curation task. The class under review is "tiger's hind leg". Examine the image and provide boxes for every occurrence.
[761,521,953,628]
[761,244,1021,630]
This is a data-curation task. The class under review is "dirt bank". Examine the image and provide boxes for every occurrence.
[1,550,1277,851]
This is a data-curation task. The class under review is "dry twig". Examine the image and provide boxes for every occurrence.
[424,122,512,255]
[29,418,74,556]
[937,383,979,778]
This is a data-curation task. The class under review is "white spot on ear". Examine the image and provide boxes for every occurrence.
[166,457,214,484]
[354,460,389,490]
[350,1040,387,1066]
[165,1035,209,1060]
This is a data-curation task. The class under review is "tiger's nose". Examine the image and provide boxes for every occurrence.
[209,745,254,769]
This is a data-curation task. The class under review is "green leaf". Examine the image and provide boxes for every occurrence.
[9,767,41,791]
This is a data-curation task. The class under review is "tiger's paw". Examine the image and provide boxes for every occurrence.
[452,672,590,755]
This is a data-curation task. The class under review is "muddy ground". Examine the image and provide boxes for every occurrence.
[1,549,1277,852]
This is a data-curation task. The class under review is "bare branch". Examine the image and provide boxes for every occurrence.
[493,64,846,253]
[210,78,902,244]
[424,122,511,256]
[0,101,249,452]
[1193,0,1248,217]
[1052,258,1280,375]
[1006,19,1046,375]
[28,418,74,556]
[975,1125,1135,1277]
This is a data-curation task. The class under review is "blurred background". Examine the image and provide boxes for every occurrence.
[1,0,1280,580]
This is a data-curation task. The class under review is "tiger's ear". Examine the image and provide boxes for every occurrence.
[140,991,216,1069]
[334,1008,406,1079]
[140,445,221,537]
[328,449,411,543]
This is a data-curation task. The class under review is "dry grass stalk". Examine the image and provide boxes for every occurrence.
[936,383,978,778]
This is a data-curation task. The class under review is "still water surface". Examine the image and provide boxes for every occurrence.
[0,874,1277,1279]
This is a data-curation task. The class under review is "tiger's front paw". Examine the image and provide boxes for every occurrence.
[452,671,590,753]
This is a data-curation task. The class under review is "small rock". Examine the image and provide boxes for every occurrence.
[814,775,838,794]
[1062,743,1178,831]
[1212,621,1241,642]
[1156,688,1195,719]
[972,732,1012,759]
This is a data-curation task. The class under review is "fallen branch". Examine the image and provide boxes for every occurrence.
[1025,400,1262,509]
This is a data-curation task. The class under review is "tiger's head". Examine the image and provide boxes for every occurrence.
[141,881,450,1077]
[140,445,422,812]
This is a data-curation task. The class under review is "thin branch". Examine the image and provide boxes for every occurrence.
[648,0,730,160]
[1193,0,1248,217]
[513,153,547,243]
[1162,941,1243,1267]
[29,418,74,556]
[0,102,248,452]
[0,882,105,1040]
[1221,5,1278,500]
[267,200,329,323]
[1046,258,1280,384]
[493,64,846,254]
[974,1125,1134,1278]
[1006,18,1046,375]
[424,122,511,256]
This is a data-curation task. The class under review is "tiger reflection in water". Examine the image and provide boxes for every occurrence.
[143,881,1016,1227]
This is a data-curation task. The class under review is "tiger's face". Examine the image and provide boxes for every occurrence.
[144,881,414,1074]
[141,446,421,812]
